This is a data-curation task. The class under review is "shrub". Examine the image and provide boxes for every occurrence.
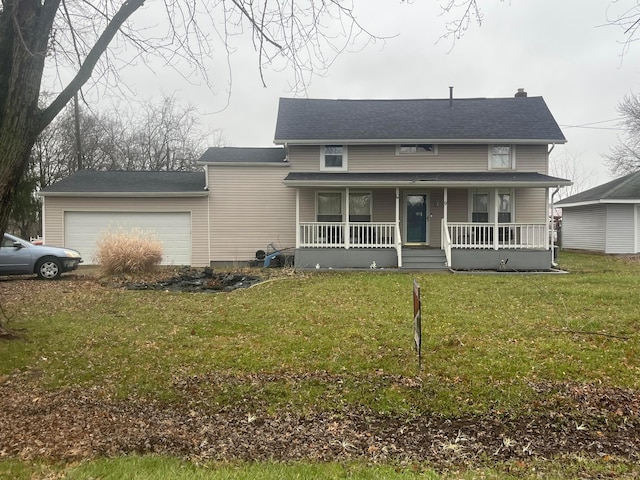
[95,228,163,275]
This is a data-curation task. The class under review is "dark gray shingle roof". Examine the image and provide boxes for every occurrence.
[198,147,287,163]
[274,97,566,143]
[557,171,640,206]
[40,170,206,195]
[284,171,571,187]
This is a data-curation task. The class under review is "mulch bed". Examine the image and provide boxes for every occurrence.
[123,268,262,293]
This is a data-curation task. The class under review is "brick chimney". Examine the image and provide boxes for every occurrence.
[515,88,527,98]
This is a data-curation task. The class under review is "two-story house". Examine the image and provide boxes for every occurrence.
[40,90,570,270]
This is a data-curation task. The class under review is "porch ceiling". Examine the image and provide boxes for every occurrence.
[283,171,572,188]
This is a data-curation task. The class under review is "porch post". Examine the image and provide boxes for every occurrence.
[493,188,499,250]
[443,188,448,223]
[345,187,350,249]
[396,187,402,268]
[295,188,300,249]
[443,187,448,251]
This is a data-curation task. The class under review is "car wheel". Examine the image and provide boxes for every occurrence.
[36,258,61,280]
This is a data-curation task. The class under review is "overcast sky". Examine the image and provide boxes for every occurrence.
[104,1,640,192]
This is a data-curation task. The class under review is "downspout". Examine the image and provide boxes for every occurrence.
[205,165,211,265]
[295,188,300,249]
[548,143,558,267]
[41,196,46,243]
[396,188,402,268]
[550,186,560,267]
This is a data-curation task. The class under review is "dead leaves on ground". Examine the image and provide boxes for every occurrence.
[0,374,639,468]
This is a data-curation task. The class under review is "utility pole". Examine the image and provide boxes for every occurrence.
[74,93,83,171]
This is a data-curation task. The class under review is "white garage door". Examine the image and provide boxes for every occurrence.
[64,212,191,265]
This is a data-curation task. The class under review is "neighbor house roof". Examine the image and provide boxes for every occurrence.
[198,147,287,164]
[39,170,208,197]
[274,96,567,145]
[556,171,640,207]
[283,171,571,188]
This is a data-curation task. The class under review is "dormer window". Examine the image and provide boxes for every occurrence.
[489,145,515,170]
[321,145,348,171]
[396,144,437,155]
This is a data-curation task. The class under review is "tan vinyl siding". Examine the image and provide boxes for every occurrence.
[298,188,316,223]
[514,188,547,223]
[514,145,548,173]
[372,189,395,222]
[289,144,549,173]
[446,189,469,222]
[561,205,606,252]
[42,196,210,266]
[288,145,323,171]
[208,166,295,262]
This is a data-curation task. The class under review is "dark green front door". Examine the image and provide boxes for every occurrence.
[406,194,429,244]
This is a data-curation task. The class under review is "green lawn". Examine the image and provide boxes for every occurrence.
[1,251,639,478]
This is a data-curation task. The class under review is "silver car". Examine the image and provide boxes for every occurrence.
[0,233,82,279]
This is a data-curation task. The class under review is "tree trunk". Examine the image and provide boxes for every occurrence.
[0,0,61,236]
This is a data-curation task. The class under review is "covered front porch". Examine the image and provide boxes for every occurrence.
[285,172,570,270]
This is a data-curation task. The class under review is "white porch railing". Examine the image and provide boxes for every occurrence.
[299,222,397,248]
[447,223,549,250]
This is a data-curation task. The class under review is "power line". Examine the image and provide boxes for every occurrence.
[560,118,624,131]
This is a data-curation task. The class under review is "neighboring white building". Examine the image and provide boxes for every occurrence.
[557,171,640,254]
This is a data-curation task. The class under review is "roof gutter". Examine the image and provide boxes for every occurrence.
[283,179,573,188]
[38,191,210,198]
[274,138,567,146]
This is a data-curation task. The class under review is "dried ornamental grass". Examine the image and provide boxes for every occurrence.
[95,229,163,275]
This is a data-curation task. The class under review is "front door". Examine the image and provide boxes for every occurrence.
[405,194,429,244]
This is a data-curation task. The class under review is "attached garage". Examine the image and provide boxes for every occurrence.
[64,211,192,265]
[40,171,211,267]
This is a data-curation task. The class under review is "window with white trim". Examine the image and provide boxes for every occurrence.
[396,144,437,155]
[498,193,512,223]
[320,145,348,171]
[472,193,489,223]
[349,192,372,222]
[317,192,343,222]
[489,145,515,170]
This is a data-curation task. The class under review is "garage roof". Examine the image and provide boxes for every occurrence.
[39,170,208,197]
[557,171,640,207]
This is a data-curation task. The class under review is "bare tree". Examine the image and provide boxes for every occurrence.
[7,94,215,241]
[550,150,596,201]
[606,1,640,56]
[605,93,640,176]
[0,0,380,247]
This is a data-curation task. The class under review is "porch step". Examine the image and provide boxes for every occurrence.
[401,248,448,270]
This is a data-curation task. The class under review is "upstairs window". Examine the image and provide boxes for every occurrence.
[321,145,347,171]
[489,145,515,169]
[396,144,437,155]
